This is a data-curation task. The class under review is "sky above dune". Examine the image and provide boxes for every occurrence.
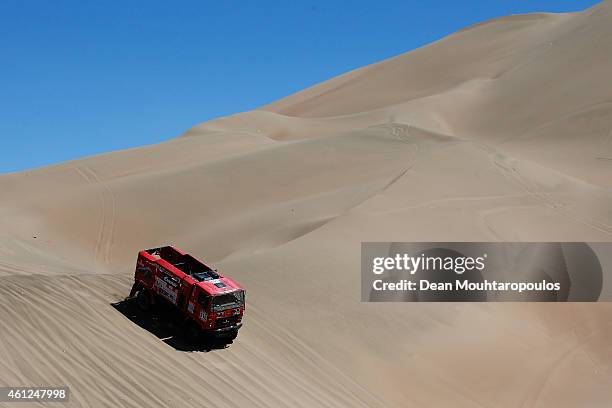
[0,0,601,173]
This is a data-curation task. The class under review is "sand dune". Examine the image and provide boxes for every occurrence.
[1,2,612,407]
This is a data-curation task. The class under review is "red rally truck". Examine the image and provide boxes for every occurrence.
[129,246,245,343]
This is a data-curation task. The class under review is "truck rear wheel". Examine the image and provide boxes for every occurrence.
[136,289,152,312]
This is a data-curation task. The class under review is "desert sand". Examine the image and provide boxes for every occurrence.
[1,2,612,407]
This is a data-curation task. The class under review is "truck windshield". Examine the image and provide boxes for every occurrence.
[212,290,244,311]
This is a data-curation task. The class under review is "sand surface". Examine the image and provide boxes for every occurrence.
[2,2,612,407]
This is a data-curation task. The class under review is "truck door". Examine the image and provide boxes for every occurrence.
[188,286,211,325]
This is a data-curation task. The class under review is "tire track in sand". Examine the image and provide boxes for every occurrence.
[0,273,386,407]
[75,166,117,265]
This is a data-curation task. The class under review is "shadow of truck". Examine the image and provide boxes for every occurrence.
[111,298,229,352]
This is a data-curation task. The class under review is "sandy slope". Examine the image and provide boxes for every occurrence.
[2,2,612,407]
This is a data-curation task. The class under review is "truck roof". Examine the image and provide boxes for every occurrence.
[197,276,243,296]
[140,246,243,296]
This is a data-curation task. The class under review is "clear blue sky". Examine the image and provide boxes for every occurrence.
[0,0,601,173]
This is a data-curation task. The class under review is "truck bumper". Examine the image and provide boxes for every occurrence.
[209,323,242,337]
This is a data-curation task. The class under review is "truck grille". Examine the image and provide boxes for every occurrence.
[215,315,241,328]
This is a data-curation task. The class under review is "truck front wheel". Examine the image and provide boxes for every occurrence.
[219,329,239,345]
[227,329,239,342]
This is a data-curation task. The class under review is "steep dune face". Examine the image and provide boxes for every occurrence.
[263,12,574,119]
[2,2,612,407]
[263,2,612,186]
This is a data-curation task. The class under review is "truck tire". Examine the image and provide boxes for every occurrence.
[220,329,239,345]
[182,321,201,345]
[136,289,152,312]
[227,329,239,342]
